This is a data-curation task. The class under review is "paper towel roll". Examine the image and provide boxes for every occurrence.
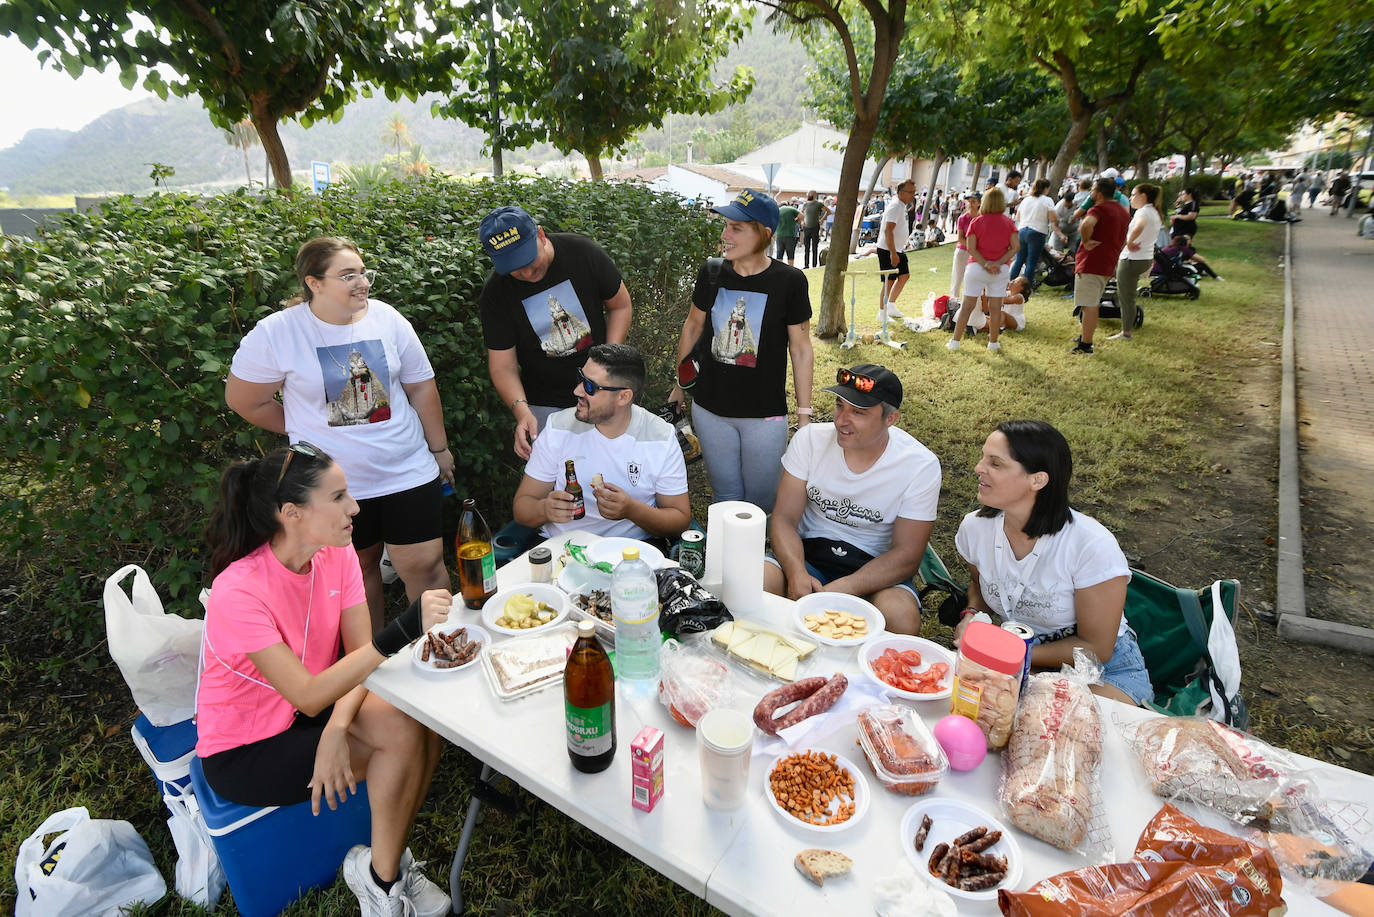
[704,501,766,616]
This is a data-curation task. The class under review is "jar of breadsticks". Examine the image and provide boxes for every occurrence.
[950,621,1027,750]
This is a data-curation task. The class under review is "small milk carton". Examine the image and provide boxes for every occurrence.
[630,725,665,812]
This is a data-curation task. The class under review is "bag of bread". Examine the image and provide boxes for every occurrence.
[1118,715,1374,889]
[998,651,1109,857]
[998,803,1285,917]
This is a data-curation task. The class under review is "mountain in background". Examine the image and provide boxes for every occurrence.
[0,16,808,197]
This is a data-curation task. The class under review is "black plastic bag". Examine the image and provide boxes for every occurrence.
[655,568,732,635]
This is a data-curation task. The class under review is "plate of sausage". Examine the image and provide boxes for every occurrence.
[900,798,1022,900]
[411,623,488,674]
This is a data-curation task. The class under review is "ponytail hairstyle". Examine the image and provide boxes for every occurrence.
[286,236,361,307]
[1134,182,1162,216]
[205,443,335,578]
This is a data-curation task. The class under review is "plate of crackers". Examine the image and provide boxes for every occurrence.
[792,593,886,647]
[764,748,871,833]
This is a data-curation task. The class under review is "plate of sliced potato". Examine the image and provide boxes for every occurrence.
[709,620,817,682]
[792,593,886,647]
[482,583,569,636]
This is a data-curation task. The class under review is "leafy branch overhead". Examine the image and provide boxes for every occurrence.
[0,0,465,188]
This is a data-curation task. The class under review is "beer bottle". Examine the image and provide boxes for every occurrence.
[565,459,586,521]
[456,498,497,609]
[565,620,616,772]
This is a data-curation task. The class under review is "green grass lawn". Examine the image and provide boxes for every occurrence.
[0,206,1290,916]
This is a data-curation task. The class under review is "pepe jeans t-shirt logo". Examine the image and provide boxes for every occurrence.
[805,485,883,525]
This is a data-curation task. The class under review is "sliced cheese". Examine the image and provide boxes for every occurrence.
[748,634,778,668]
[781,633,818,659]
[726,628,756,657]
[769,642,798,675]
[711,622,735,647]
[772,653,799,682]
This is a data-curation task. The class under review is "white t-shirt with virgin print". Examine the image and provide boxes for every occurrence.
[782,422,941,558]
[230,299,438,499]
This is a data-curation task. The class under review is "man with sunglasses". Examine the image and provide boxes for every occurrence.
[512,344,690,542]
[764,364,941,635]
[478,206,633,461]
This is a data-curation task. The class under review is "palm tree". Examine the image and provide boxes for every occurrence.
[381,113,413,159]
[223,120,261,186]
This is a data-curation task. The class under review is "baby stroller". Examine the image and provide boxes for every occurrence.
[1032,247,1075,291]
[1140,246,1201,300]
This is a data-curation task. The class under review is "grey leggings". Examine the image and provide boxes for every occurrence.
[1115,258,1152,332]
[691,403,789,512]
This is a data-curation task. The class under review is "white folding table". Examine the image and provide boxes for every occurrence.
[367,532,1374,916]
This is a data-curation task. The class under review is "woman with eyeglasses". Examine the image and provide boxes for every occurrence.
[952,420,1154,706]
[668,189,814,513]
[198,444,451,917]
[226,236,454,633]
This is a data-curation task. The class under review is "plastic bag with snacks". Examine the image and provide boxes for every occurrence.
[998,803,1285,917]
[655,568,732,635]
[657,638,734,727]
[1117,714,1374,887]
[998,650,1109,857]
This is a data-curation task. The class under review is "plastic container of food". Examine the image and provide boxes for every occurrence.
[855,704,949,796]
[949,621,1026,750]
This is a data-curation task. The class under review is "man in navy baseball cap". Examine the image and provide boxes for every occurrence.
[477,205,633,459]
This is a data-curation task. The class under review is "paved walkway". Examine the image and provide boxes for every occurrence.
[1291,209,1374,631]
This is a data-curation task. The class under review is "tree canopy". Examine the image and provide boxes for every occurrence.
[0,1,463,188]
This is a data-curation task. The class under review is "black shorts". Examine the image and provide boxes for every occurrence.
[351,476,443,550]
[777,236,798,259]
[877,247,910,277]
[201,707,335,807]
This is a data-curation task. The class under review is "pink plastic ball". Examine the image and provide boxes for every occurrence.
[934,714,987,770]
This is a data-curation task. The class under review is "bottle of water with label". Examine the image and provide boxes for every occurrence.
[611,547,660,683]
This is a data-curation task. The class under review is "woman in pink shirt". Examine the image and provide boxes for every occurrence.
[948,186,1020,352]
[197,443,452,917]
[948,190,981,301]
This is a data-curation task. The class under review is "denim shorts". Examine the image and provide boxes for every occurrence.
[763,553,920,602]
[1099,628,1154,705]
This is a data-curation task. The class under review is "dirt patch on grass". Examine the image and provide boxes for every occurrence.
[1117,342,1374,775]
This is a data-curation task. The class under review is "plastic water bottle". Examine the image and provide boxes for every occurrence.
[611,547,660,683]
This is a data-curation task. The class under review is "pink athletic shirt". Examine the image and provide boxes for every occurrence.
[195,542,365,757]
[956,211,975,251]
[968,213,1017,262]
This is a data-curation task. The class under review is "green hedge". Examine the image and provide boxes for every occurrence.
[1155,172,1228,204]
[0,176,719,643]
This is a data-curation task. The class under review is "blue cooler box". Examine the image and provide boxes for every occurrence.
[131,713,198,794]
[189,755,370,917]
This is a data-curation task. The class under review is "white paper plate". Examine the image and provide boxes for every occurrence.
[482,583,570,637]
[792,592,886,647]
[557,561,612,595]
[585,537,667,570]
[901,798,1022,901]
[860,635,956,701]
[411,623,489,674]
[763,749,870,833]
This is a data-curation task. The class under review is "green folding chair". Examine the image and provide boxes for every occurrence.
[918,544,969,627]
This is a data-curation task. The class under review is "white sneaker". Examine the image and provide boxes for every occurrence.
[884,301,906,319]
[946,338,961,351]
[344,846,413,917]
[1107,332,1132,341]
[400,849,451,917]
[987,341,1001,351]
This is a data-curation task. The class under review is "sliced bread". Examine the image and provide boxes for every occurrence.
[794,848,853,886]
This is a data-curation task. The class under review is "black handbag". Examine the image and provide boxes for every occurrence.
[677,257,724,389]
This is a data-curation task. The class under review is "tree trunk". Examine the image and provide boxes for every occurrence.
[488,0,503,177]
[1048,111,1095,194]
[971,155,985,189]
[853,154,892,254]
[1182,152,1192,188]
[923,150,946,223]
[818,118,883,337]
[1136,153,1149,182]
[250,101,292,189]
[586,154,604,181]
[241,147,252,186]
[1096,122,1109,172]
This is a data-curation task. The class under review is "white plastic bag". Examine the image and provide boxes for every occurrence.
[104,564,203,726]
[1204,580,1243,725]
[15,807,167,917]
[164,781,227,908]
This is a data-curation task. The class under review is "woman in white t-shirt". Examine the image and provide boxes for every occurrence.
[953,420,1154,706]
[1007,178,1060,285]
[226,237,455,632]
[1111,183,1165,341]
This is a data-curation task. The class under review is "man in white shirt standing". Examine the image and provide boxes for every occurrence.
[513,343,691,542]
[876,180,917,320]
[763,364,941,635]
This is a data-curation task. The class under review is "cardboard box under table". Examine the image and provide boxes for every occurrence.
[188,755,370,917]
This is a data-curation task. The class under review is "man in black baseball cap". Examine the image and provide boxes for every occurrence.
[763,363,942,635]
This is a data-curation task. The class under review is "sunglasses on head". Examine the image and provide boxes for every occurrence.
[276,441,323,491]
[577,367,629,396]
[836,368,878,393]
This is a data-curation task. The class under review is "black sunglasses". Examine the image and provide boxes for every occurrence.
[577,368,629,396]
[276,441,323,491]
[836,368,878,393]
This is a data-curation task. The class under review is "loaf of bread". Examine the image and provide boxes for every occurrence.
[999,673,1101,850]
[794,849,852,886]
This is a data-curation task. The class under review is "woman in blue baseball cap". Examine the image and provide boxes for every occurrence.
[669,189,814,512]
